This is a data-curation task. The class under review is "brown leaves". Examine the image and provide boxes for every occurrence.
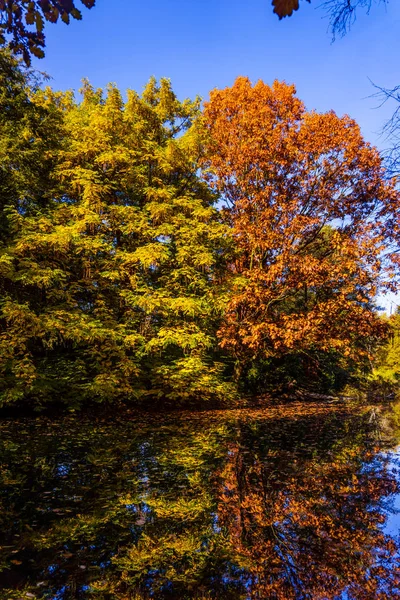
[272,0,302,19]
[0,1,96,65]
[203,77,399,367]
[215,425,399,599]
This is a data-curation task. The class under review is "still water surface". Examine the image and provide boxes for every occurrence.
[0,401,399,599]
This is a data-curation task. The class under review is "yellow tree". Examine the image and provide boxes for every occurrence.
[0,70,234,407]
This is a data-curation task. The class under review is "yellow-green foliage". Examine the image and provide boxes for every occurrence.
[370,313,400,395]
[0,53,235,407]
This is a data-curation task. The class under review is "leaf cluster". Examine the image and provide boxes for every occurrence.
[0,0,95,65]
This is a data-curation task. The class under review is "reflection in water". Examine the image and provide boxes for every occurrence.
[0,402,399,599]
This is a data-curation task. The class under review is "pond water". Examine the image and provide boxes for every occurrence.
[0,401,399,599]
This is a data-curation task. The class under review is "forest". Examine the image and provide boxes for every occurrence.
[0,50,399,410]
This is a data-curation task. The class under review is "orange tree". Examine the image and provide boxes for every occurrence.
[203,77,399,389]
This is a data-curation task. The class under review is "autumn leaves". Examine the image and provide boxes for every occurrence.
[204,77,398,387]
[0,56,398,407]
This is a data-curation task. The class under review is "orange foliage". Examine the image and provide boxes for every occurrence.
[272,0,304,19]
[216,437,399,599]
[203,77,399,364]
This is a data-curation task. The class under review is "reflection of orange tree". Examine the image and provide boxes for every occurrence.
[216,433,400,599]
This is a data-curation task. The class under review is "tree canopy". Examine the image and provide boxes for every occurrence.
[0,53,398,408]
[203,76,399,389]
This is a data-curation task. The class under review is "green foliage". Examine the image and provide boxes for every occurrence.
[0,51,62,238]
[368,313,400,398]
[241,348,356,396]
[0,55,234,408]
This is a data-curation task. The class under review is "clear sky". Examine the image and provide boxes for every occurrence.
[32,0,400,311]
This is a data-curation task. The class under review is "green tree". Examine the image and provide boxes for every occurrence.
[0,57,234,408]
[369,311,400,397]
[0,50,62,239]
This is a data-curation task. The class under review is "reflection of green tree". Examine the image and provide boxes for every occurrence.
[0,405,399,599]
[0,415,234,599]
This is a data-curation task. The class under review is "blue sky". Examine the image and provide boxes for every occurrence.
[33,0,400,145]
[32,0,400,310]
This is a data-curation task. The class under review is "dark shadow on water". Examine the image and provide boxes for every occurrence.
[0,401,400,599]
